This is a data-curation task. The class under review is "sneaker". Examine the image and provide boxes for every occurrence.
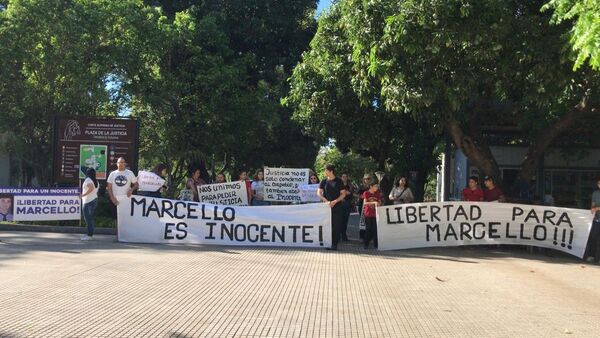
[80,235,93,241]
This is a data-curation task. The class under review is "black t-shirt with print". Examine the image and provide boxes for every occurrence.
[320,177,346,209]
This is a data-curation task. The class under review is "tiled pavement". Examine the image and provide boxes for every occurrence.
[0,230,599,337]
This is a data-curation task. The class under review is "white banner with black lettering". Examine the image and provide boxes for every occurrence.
[263,167,309,202]
[197,181,248,206]
[377,202,594,258]
[117,196,332,247]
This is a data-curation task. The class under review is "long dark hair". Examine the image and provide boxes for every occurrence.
[86,168,98,188]
[152,163,168,178]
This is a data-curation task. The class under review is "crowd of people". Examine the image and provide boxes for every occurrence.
[76,157,600,263]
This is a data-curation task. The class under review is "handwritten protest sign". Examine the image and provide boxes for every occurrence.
[197,181,248,206]
[299,184,320,203]
[263,167,309,202]
[137,171,166,192]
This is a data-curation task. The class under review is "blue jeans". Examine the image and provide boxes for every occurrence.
[251,199,271,206]
[83,199,98,236]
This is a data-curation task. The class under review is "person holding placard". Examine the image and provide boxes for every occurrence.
[107,157,138,218]
[239,169,254,204]
[462,176,484,202]
[389,177,414,204]
[362,182,381,249]
[251,169,269,206]
[137,163,168,198]
[318,164,347,250]
[215,172,227,184]
[80,168,99,241]
[186,166,207,202]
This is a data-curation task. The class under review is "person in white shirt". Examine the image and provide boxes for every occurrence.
[107,157,138,219]
[80,168,99,241]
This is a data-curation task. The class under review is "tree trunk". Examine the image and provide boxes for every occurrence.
[446,119,503,188]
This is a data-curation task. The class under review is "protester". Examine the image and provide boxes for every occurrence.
[251,169,269,206]
[318,164,347,250]
[358,174,373,214]
[462,176,484,202]
[107,157,138,219]
[483,176,505,202]
[137,163,168,198]
[376,171,393,205]
[309,173,320,185]
[340,173,353,241]
[239,169,254,203]
[215,172,227,184]
[584,177,600,263]
[80,168,99,241]
[0,193,14,222]
[388,177,414,204]
[362,182,381,249]
[186,166,207,202]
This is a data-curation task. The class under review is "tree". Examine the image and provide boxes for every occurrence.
[543,0,600,70]
[131,1,320,193]
[338,0,599,193]
[285,3,442,201]
[0,0,164,184]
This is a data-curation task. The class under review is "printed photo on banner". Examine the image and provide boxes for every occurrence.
[299,184,320,203]
[0,187,81,221]
[117,196,332,248]
[137,170,166,192]
[197,181,248,206]
[376,201,594,258]
[263,167,310,202]
[0,192,14,222]
[79,144,107,179]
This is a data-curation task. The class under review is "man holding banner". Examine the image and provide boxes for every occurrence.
[107,157,138,219]
[318,164,346,250]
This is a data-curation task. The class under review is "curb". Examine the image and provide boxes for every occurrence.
[0,223,117,235]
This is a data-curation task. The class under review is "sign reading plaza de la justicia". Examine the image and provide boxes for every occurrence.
[53,116,139,184]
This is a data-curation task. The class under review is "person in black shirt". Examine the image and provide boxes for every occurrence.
[318,164,347,250]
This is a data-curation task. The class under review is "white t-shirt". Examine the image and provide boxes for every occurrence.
[81,178,98,205]
[251,180,265,200]
[107,169,137,200]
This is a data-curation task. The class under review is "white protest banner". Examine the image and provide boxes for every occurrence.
[117,196,332,248]
[137,171,166,192]
[263,167,309,202]
[377,201,593,258]
[299,184,320,203]
[197,181,248,206]
[0,187,81,221]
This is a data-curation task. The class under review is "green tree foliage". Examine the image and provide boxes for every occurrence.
[0,0,163,184]
[130,1,319,191]
[543,0,600,70]
[337,0,599,192]
[313,146,377,184]
[285,4,441,201]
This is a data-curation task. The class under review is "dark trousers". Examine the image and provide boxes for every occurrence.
[364,217,378,248]
[331,205,344,247]
[585,220,600,262]
[83,199,98,236]
[340,200,351,240]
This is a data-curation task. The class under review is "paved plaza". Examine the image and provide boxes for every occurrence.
[1,230,600,337]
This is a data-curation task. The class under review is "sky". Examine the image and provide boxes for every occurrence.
[316,0,333,16]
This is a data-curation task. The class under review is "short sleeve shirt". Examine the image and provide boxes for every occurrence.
[107,169,137,199]
[361,190,381,218]
[319,177,345,206]
[484,186,503,202]
[462,188,484,202]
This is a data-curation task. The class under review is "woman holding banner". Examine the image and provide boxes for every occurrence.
[239,169,254,204]
[251,169,270,206]
[80,168,99,241]
[187,166,207,202]
[389,177,414,204]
